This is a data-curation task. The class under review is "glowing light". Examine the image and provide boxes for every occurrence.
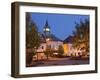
[54,47,58,50]
[46,38,50,41]
[46,28,50,31]
[63,44,69,53]
[44,28,50,32]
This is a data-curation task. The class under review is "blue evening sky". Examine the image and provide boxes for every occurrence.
[30,12,89,40]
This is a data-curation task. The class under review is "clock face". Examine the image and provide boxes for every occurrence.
[43,28,50,32]
[45,28,50,31]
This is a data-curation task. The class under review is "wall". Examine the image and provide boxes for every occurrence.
[0,0,100,80]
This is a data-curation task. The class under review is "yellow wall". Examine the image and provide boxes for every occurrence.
[63,44,69,55]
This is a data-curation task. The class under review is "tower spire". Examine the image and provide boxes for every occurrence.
[45,20,48,27]
[43,20,51,38]
[43,20,50,32]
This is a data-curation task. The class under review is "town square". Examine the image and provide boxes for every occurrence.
[26,12,89,67]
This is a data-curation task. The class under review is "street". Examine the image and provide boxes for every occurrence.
[28,57,89,67]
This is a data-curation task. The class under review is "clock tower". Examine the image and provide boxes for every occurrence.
[43,20,51,39]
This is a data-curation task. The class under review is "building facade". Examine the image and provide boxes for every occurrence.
[35,21,64,59]
[34,20,86,60]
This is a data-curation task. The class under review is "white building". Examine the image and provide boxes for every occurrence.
[36,40,63,53]
[35,20,63,59]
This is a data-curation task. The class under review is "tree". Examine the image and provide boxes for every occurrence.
[44,45,52,60]
[26,49,36,66]
[72,19,89,54]
[26,13,40,49]
[58,45,64,57]
[26,13,41,65]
